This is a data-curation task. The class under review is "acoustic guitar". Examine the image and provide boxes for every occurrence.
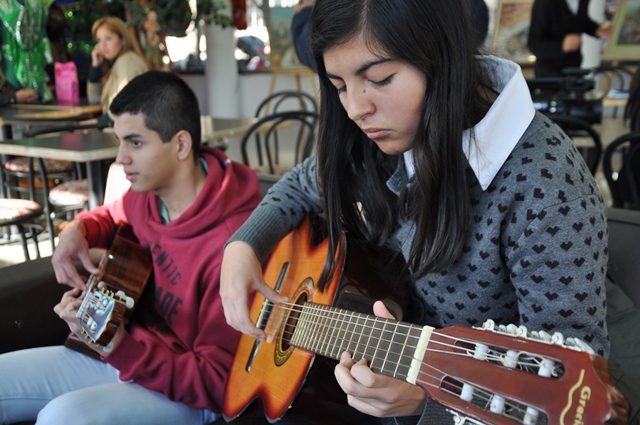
[223,218,628,425]
[64,223,153,357]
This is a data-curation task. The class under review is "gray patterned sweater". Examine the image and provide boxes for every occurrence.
[228,111,609,424]
[231,111,609,352]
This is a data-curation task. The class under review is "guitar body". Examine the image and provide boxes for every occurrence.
[224,218,628,425]
[65,223,153,355]
[223,217,407,424]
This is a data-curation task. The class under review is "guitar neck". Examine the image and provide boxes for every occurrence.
[288,302,429,383]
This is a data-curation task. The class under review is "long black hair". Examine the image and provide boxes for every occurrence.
[310,0,492,288]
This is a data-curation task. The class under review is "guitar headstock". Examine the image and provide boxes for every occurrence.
[418,321,628,425]
[76,288,129,346]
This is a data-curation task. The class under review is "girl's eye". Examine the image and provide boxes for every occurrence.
[371,75,394,87]
[336,86,347,94]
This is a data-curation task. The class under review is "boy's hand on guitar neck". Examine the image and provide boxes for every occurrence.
[334,301,428,418]
[52,220,100,291]
[54,288,84,336]
[54,286,126,357]
[220,241,287,341]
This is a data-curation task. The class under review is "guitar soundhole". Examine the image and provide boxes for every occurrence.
[281,292,308,352]
[273,279,313,367]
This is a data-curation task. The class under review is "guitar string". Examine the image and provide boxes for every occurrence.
[258,300,551,425]
[270,301,543,424]
[271,301,539,424]
[273,301,549,384]
[76,271,102,328]
[270,301,554,370]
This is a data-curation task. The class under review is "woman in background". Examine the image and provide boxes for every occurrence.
[87,16,148,128]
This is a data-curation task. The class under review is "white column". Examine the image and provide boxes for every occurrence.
[205,7,240,118]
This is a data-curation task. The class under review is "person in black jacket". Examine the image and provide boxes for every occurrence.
[528,0,611,77]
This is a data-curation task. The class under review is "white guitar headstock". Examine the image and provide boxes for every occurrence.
[75,287,133,345]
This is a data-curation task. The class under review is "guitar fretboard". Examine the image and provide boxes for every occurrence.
[289,302,427,382]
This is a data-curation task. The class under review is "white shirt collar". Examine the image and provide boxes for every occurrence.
[566,0,579,15]
[404,56,536,190]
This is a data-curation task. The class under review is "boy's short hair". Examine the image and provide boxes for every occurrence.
[110,71,202,158]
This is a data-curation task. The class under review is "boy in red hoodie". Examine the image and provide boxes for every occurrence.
[0,71,261,425]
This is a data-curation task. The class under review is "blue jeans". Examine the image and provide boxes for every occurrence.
[0,346,218,425]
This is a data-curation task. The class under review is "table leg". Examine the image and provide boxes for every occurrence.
[86,160,105,209]
[37,158,56,254]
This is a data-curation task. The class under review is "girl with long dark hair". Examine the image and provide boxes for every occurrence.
[221,0,609,421]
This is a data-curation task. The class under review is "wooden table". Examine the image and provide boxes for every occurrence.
[0,117,257,209]
[0,131,119,210]
[0,104,102,126]
[1,104,103,140]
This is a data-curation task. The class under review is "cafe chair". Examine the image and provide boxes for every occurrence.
[0,198,44,261]
[0,123,99,204]
[240,110,318,176]
[2,157,77,203]
[255,90,318,118]
[548,115,603,175]
[624,143,640,209]
[48,178,89,219]
[1,122,97,202]
[3,158,79,254]
[589,65,634,119]
[253,91,318,169]
[603,132,640,211]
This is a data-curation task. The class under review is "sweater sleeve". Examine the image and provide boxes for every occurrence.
[75,196,129,249]
[392,199,610,424]
[505,195,610,357]
[227,156,323,262]
[105,55,147,112]
[583,14,601,38]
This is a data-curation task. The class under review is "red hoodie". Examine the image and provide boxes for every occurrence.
[75,147,261,412]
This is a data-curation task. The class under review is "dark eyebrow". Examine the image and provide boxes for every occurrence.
[326,58,393,80]
[121,133,142,142]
